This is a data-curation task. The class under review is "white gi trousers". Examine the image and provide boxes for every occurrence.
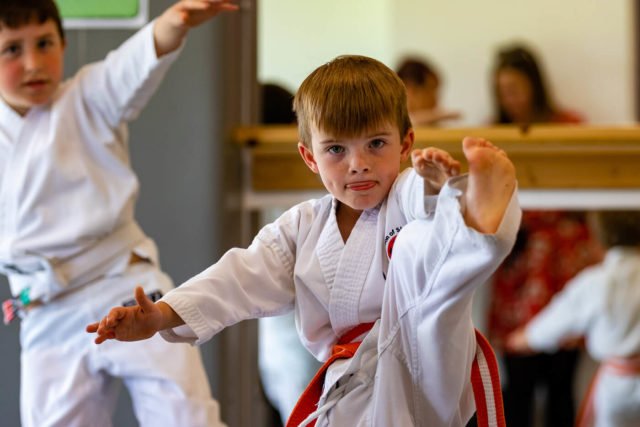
[310,179,519,426]
[591,369,640,427]
[19,262,223,427]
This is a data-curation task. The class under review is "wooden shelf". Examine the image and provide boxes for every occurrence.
[233,124,640,191]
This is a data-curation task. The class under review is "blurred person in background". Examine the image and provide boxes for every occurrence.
[506,210,640,427]
[486,44,603,427]
[396,57,461,126]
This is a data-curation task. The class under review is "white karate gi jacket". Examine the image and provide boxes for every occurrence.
[0,22,181,302]
[161,170,521,426]
[0,23,223,427]
[527,247,640,427]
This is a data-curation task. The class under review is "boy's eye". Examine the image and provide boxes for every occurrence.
[2,44,20,56]
[328,145,344,154]
[370,138,386,148]
[37,39,53,49]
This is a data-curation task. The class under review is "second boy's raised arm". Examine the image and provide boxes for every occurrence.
[153,0,238,57]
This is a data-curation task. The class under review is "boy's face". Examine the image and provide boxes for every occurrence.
[405,77,438,112]
[0,18,65,116]
[299,121,414,213]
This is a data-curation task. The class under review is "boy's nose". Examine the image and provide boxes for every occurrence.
[23,50,42,70]
[349,152,370,173]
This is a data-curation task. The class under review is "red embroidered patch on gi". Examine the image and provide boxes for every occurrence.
[387,235,397,259]
[384,226,402,259]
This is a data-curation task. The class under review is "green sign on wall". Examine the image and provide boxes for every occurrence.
[54,0,147,28]
[56,0,139,18]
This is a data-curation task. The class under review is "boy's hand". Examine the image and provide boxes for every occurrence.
[86,286,165,344]
[154,0,239,56]
[504,326,533,354]
[165,0,238,29]
[411,147,460,195]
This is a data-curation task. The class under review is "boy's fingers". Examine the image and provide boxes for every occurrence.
[179,0,212,10]
[107,308,127,326]
[86,323,99,333]
[134,286,155,313]
[179,0,238,13]
[94,331,115,345]
[98,316,110,333]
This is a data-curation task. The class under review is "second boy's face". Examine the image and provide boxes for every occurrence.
[0,19,65,116]
[299,122,414,213]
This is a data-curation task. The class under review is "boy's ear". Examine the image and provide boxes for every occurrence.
[399,128,415,163]
[298,142,319,174]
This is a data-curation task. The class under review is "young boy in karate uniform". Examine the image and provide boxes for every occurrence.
[88,55,521,426]
[0,1,236,425]
[506,211,640,427]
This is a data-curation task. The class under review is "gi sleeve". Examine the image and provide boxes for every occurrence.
[526,265,602,352]
[392,168,439,220]
[159,206,303,345]
[75,19,184,128]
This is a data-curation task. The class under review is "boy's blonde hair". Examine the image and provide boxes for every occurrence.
[293,55,411,147]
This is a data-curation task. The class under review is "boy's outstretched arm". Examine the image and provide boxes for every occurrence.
[153,0,238,57]
[86,286,185,344]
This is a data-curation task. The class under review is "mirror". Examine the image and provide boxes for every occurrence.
[258,0,635,126]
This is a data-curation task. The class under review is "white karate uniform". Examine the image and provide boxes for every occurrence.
[526,247,640,427]
[0,21,222,427]
[161,170,521,426]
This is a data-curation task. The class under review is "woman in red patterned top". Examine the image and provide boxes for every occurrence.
[487,45,604,427]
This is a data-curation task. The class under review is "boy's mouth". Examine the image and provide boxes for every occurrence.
[346,181,376,191]
[23,79,49,90]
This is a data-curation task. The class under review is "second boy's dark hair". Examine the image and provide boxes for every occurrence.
[0,0,65,41]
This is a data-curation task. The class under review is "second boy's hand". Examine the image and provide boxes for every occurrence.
[153,0,239,57]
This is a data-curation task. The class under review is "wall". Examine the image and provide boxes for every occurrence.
[258,0,393,94]
[0,0,231,424]
[259,0,635,125]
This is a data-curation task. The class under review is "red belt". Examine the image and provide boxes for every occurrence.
[575,354,640,427]
[286,322,375,427]
[287,325,505,427]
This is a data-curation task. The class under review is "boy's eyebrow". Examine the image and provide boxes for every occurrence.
[0,33,20,43]
[317,137,338,145]
[317,130,394,145]
[0,31,56,46]
[367,131,393,138]
[0,38,21,49]
[33,31,58,41]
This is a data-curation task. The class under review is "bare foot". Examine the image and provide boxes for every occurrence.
[462,137,516,234]
[411,147,461,195]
